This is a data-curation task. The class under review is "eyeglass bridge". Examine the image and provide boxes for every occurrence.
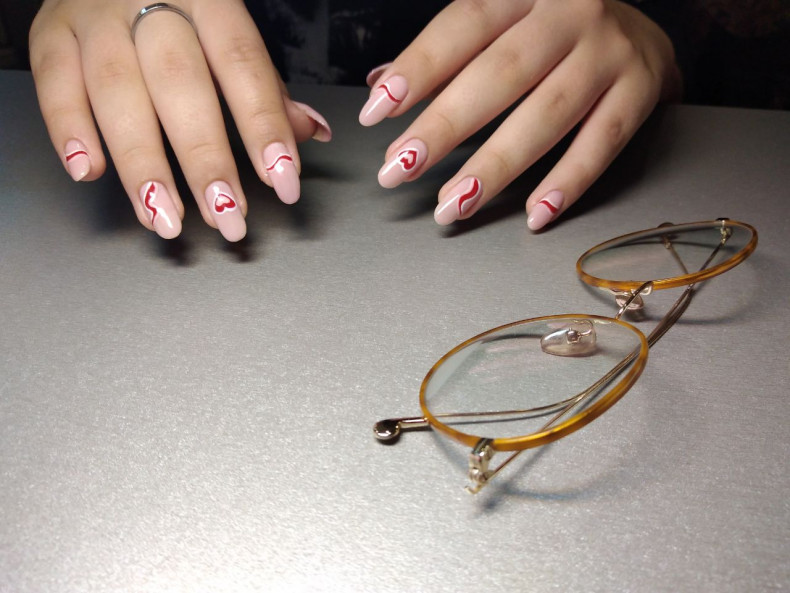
[613,281,654,318]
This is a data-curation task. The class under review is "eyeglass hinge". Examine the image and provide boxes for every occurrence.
[466,438,495,494]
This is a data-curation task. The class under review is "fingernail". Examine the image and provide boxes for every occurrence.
[365,62,392,87]
[359,75,408,127]
[139,181,182,239]
[434,177,483,225]
[64,139,91,181]
[292,101,332,142]
[204,181,246,242]
[528,190,565,231]
[263,143,300,204]
[377,139,428,189]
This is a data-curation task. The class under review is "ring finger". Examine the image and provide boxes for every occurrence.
[133,4,247,241]
[78,12,184,239]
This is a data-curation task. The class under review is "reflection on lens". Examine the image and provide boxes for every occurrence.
[578,220,757,291]
[420,315,648,449]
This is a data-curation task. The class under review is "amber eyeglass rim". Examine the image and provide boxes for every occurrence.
[576,219,758,292]
[418,314,649,452]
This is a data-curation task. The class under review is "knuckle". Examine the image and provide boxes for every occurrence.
[576,0,608,23]
[29,46,63,80]
[156,48,199,83]
[543,88,571,119]
[456,0,496,26]
[116,143,154,169]
[92,56,137,87]
[222,35,267,69]
[183,140,227,170]
[490,45,526,78]
[408,44,439,76]
[428,109,458,142]
[485,147,516,181]
[602,115,628,149]
[245,101,283,131]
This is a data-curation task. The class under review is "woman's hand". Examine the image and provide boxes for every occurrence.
[359,0,681,231]
[30,0,332,241]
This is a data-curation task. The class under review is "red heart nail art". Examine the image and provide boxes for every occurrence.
[398,149,418,171]
[214,193,237,213]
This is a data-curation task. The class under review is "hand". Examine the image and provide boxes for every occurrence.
[29,0,332,241]
[359,0,681,231]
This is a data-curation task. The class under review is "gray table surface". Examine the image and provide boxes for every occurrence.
[1,69,788,592]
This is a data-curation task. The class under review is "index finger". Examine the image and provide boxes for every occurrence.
[359,0,534,126]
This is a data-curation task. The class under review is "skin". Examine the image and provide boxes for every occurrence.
[363,0,683,230]
[29,0,327,240]
[30,0,681,238]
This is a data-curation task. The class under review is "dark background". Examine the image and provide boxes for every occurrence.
[2,0,789,110]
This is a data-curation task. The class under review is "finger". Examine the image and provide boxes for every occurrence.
[287,100,333,143]
[377,3,580,188]
[77,15,184,239]
[274,70,332,142]
[196,0,303,204]
[525,69,660,231]
[359,0,534,126]
[133,6,247,240]
[29,14,106,182]
[433,40,617,225]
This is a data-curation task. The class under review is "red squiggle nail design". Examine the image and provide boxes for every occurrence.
[66,150,88,162]
[538,198,559,214]
[378,83,403,104]
[398,149,418,171]
[266,154,293,172]
[143,182,159,224]
[214,192,237,213]
[458,178,481,215]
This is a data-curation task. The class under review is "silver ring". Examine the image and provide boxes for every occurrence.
[131,3,196,41]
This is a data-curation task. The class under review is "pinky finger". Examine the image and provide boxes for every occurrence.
[525,72,660,231]
[29,21,105,182]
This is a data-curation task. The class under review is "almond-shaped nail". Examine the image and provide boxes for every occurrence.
[64,139,91,181]
[365,62,392,87]
[139,181,182,239]
[264,143,300,204]
[292,101,332,142]
[378,139,428,189]
[434,177,483,225]
[528,190,565,231]
[359,75,408,127]
[204,181,246,242]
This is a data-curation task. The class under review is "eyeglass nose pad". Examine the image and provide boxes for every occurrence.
[540,319,598,357]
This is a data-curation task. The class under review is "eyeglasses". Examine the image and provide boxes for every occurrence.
[374,219,758,494]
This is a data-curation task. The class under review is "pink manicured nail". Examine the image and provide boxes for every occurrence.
[264,143,300,204]
[138,181,182,239]
[292,101,332,142]
[64,139,91,181]
[204,181,246,242]
[366,62,392,87]
[377,139,428,189]
[434,177,483,225]
[528,190,565,231]
[359,75,408,127]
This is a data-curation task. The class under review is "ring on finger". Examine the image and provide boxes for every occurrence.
[131,3,197,41]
